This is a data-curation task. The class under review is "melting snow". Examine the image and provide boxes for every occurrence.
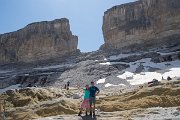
[117,71,134,79]
[117,60,180,85]
[100,62,111,65]
[96,78,106,84]
[125,72,163,85]
[105,83,126,87]
[163,68,180,79]
[100,52,180,86]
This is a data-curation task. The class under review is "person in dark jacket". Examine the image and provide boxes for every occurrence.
[89,81,100,116]
[67,81,70,90]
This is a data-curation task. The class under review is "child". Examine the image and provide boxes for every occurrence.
[78,84,90,116]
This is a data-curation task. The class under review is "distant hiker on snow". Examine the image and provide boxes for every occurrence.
[89,81,100,116]
[78,84,90,116]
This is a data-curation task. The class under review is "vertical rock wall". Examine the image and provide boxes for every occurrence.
[0,18,78,63]
[102,0,180,50]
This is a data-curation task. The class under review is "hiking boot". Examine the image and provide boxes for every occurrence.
[85,111,88,116]
[78,111,81,116]
[93,111,95,116]
[89,111,92,116]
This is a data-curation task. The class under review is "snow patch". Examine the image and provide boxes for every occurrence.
[96,78,106,84]
[105,83,126,87]
[126,72,162,85]
[163,68,180,79]
[115,57,180,85]
[118,66,180,85]
[100,62,111,65]
[117,71,134,79]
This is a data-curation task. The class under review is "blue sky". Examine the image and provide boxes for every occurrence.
[0,0,136,52]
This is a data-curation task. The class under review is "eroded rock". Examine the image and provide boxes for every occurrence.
[0,18,78,63]
[102,0,180,51]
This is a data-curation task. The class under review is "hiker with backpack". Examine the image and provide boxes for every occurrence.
[67,81,70,90]
[89,81,100,116]
[78,84,90,116]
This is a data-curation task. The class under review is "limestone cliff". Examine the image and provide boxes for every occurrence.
[0,18,78,63]
[102,0,180,50]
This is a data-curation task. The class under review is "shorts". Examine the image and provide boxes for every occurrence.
[89,97,96,105]
[80,99,90,109]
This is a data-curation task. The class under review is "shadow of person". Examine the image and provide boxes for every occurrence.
[81,115,97,120]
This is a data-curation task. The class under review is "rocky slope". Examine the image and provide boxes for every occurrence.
[102,0,180,51]
[0,80,180,120]
[0,87,79,120]
[0,18,78,64]
[0,45,179,89]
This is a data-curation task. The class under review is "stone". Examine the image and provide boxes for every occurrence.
[72,93,82,99]
[0,18,78,64]
[102,0,180,51]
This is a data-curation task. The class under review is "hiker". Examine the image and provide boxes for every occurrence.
[64,84,67,89]
[167,76,172,81]
[78,84,90,116]
[67,81,70,90]
[89,81,100,116]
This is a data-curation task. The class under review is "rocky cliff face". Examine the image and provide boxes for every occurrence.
[0,18,78,63]
[102,0,180,50]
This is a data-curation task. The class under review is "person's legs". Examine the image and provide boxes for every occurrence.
[93,103,96,114]
[78,108,82,116]
[89,97,93,115]
[85,108,89,116]
[78,100,84,116]
[89,97,96,116]
[92,98,96,115]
